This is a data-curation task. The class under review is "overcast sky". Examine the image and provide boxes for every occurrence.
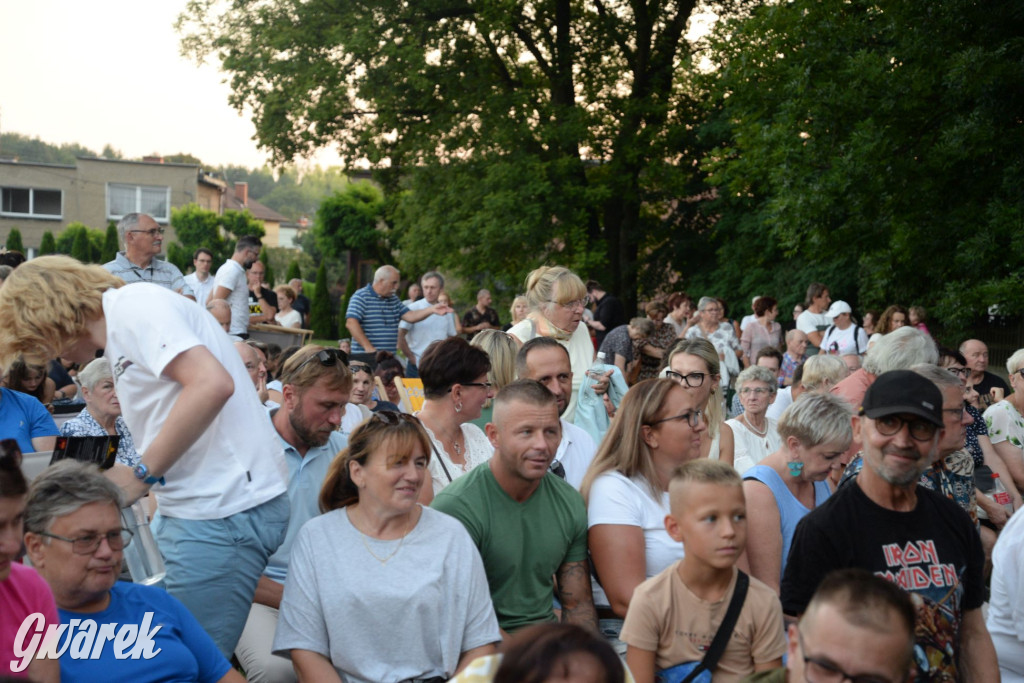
[0,0,342,169]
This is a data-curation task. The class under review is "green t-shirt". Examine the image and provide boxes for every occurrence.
[431,464,589,632]
[740,668,786,683]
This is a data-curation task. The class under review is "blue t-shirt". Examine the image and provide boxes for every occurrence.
[0,387,59,453]
[55,582,231,682]
[345,284,409,353]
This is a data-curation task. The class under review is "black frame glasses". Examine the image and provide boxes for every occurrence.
[946,366,970,378]
[797,629,896,683]
[649,408,703,428]
[128,228,165,237]
[665,370,707,388]
[872,414,939,441]
[38,528,134,555]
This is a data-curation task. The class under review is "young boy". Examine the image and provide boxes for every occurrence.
[621,460,786,683]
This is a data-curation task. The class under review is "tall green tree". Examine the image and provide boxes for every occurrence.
[5,228,24,254]
[310,262,332,339]
[286,260,301,282]
[168,204,265,271]
[102,222,119,262]
[57,224,104,263]
[39,232,56,256]
[177,0,733,311]
[259,247,275,287]
[699,0,1024,339]
[71,229,92,263]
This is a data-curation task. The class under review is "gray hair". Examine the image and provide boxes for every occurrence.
[0,265,13,282]
[863,326,938,375]
[912,363,962,391]
[77,357,113,392]
[373,265,398,283]
[421,271,445,289]
[735,365,778,394]
[629,317,655,337]
[697,296,718,312]
[24,460,123,535]
[801,354,848,391]
[116,213,144,248]
[1007,349,1024,375]
[778,392,853,451]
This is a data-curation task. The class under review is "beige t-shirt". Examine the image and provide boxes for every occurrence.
[620,564,786,683]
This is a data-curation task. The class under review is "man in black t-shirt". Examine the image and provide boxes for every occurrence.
[781,370,998,682]
[585,280,626,348]
[247,260,278,324]
[959,339,1009,410]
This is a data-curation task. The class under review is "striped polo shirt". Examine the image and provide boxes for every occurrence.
[345,284,409,353]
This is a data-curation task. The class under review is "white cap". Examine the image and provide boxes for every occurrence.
[826,301,852,318]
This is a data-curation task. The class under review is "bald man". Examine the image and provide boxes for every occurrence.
[206,299,232,334]
[960,339,1009,409]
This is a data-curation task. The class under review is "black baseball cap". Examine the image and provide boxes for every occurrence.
[860,370,943,427]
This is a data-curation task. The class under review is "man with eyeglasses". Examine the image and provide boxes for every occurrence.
[102,213,195,300]
[211,235,264,338]
[743,568,916,683]
[781,370,998,682]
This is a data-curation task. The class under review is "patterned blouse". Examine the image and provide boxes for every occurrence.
[60,407,141,467]
[984,400,1024,453]
[685,321,742,355]
[637,321,678,381]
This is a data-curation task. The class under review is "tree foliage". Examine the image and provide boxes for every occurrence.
[102,222,119,263]
[5,228,24,254]
[286,260,302,283]
[259,247,275,287]
[0,132,113,165]
[57,223,104,263]
[167,204,265,272]
[39,232,56,256]
[699,0,1024,339]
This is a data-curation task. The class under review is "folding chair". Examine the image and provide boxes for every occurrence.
[393,377,425,413]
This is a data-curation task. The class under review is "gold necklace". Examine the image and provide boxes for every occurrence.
[355,513,415,566]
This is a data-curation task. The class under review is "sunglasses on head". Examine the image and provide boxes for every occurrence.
[293,348,347,373]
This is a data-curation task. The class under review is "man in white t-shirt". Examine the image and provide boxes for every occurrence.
[398,271,457,378]
[211,235,262,338]
[516,336,597,490]
[796,282,832,355]
[0,256,289,659]
[184,247,216,306]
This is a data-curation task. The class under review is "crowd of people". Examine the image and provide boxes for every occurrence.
[0,213,1023,682]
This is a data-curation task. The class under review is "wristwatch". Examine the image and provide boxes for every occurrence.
[133,463,165,486]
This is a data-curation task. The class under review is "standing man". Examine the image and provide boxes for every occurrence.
[781,370,998,682]
[345,265,451,360]
[185,247,216,306]
[398,271,457,378]
[288,278,310,328]
[795,283,831,355]
[211,236,262,338]
[781,329,808,387]
[432,380,598,635]
[0,256,289,658]
[235,346,350,682]
[515,337,597,490]
[959,339,1009,409]
[462,289,501,341]
[586,280,627,348]
[103,213,194,299]
[247,260,278,325]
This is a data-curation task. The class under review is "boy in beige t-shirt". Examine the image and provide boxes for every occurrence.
[621,460,786,683]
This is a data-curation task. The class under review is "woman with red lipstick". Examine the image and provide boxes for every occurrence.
[0,439,59,682]
[275,412,500,682]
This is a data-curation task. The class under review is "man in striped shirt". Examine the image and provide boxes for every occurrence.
[345,265,451,358]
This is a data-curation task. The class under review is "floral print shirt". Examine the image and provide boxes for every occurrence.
[59,407,141,467]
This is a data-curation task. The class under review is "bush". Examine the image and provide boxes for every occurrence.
[5,228,24,254]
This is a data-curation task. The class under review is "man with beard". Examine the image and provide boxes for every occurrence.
[234,345,351,682]
[781,370,997,682]
[211,235,263,338]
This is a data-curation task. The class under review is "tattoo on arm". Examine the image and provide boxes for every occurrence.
[556,560,599,633]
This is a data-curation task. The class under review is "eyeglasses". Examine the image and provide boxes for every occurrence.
[550,296,590,310]
[946,366,970,378]
[873,414,939,441]
[459,382,493,390]
[128,228,165,237]
[942,405,967,419]
[291,348,347,374]
[38,528,133,555]
[0,439,22,470]
[797,630,895,683]
[739,387,772,396]
[650,408,703,427]
[349,362,372,373]
[665,370,706,388]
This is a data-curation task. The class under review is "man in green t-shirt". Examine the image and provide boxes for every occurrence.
[432,380,597,636]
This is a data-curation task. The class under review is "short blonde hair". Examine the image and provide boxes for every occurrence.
[0,256,123,368]
[471,329,518,393]
[801,354,848,391]
[668,459,742,515]
[524,266,586,314]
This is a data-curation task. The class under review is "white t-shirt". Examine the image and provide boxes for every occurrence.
[796,310,831,345]
[103,284,287,519]
[727,417,782,476]
[587,471,684,606]
[554,419,597,491]
[213,259,250,335]
[987,508,1024,675]
[184,272,216,307]
[820,324,868,356]
[398,298,457,363]
[275,308,302,328]
[766,387,794,421]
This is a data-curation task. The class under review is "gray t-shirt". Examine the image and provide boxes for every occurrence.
[273,506,500,682]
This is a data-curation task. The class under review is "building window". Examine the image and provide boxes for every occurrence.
[0,187,62,219]
[107,184,170,222]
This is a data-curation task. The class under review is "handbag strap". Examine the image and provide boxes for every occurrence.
[682,570,749,683]
[429,440,453,483]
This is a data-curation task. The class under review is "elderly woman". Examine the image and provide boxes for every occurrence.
[663,339,734,464]
[1,441,60,683]
[635,302,678,382]
[740,393,852,593]
[598,318,655,380]
[469,330,519,429]
[581,378,707,649]
[348,360,400,413]
[60,358,141,467]
[684,296,744,384]
[507,266,602,422]
[726,366,782,475]
[503,295,529,332]
[415,337,494,501]
[740,296,782,364]
[664,292,695,338]
[273,412,500,681]
[24,460,242,682]
[984,348,1024,493]
[799,353,849,393]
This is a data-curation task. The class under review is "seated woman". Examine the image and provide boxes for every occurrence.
[598,318,654,382]
[349,360,400,413]
[273,411,500,681]
[273,285,303,328]
[469,330,519,429]
[4,359,56,408]
[61,358,141,466]
[740,392,852,593]
[24,460,242,683]
[415,337,494,501]
[635,302,678,382]
[581,378,707,648]
[663,339,734,464]
[726,366,782,475]
[0,440,60,683]
[373,351,406,408]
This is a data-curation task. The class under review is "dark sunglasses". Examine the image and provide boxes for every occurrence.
[371,410,421,427]
[292,348,347,373]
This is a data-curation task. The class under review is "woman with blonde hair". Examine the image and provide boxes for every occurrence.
[661,338,734,464]
[799,353,849,392]
[581,378,706,649]
[503,295,529,332]
[507,266,600,421]
[469,330,518,428]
